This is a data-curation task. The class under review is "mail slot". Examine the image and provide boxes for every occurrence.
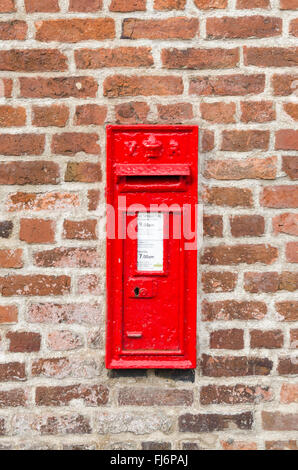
[106,125,198,369]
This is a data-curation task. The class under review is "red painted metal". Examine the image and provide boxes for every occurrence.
[106,125,198,369]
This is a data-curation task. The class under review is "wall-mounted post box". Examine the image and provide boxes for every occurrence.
[106,126,198,369]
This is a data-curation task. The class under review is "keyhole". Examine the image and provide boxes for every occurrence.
[134,287,140,297]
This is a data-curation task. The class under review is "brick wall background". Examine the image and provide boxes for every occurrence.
[0,0,297,451]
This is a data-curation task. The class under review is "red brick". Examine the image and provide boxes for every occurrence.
[201,271,237,293]
[7,331,41,352]
[201,244,278,265]
[244,272,279,293]
[47,330,83,351]
[20,219,55,244]
[0,363,26,382]
[290,19,298,36]
[34,247,100,268]
[286,242,298,262]
[0,388,27,408]
[237,0,269,7]
[279,273,298,292]
[190,74,265,96]
[281,384,298,403]
[203,214,223,237]
[266,440,298,450]
[282,155,298,179]
[65,162,102,183]
[6,192,79,212]
[280,0,298,7]
[77,274,102,295]
[0,50,67,72]
[201,102,236,123]
[31,357,99,379]
[290,330,298,349]
[0,21,27,40]
[201,384,272,405]
[0,0,15,13]
[222,130,269,151]
[284,103,298,121]
[0,134,45,156]
[221,441,258,450]
[20,77,98,99]
[202,130,214,152]
[201,354,273,377]
[75,47,153,69]
[203,186,253,207]
[250,330,283,349]
[0,275,71,296]
[75,105,107,126]
[0,161,59,185]
[115,102,149,124]
[179,412,253,432]
[69,0,102,11]
[244,47,298,67]
[154,0,186,9]
[273,213,298,235]
[13,413,92,435]
[272,74,298,96]
[278,357,298,375]
[0,306,18,324]
[63,220,97,240]
[35,19,115,42]
[162,47,238,69]
[276,130,298,150]
[202,300,267,321]
[241,101,275,122]
[88,190,100,211]
[119,388,193,406]
[33,105,69,128]
[25,0,59,12]
[207,16,281,39]
[109,0,146,11]
[210,329,244,350]
[230,215,265,237]
[104,75,183,97]
[261,186,298,208]
[157,103,193,123]
[123,17,199,40]
[0,79,12,98]
[0,106,25,127]
[205,157,276,180]
[27,303,101,325]
[263,412,298,431]
[276,301,298,321]
[0,249,22,269]
[36,384,108,406]
[52,133,100,156]
[194,0,227,8]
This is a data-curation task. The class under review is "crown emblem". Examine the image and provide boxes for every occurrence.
[142,135,163,158]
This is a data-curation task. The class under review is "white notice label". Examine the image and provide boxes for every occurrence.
[137,212,164,272]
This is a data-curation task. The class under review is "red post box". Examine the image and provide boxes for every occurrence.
[106,125,198,369]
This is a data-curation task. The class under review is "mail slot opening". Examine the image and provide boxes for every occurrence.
[118,175,188,192]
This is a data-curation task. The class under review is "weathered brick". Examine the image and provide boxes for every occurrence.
[282,156,298,180]
[280,0,298,7]
[0,249,23,268]
[75,47,153,69]
[0,79,12,98]
[0,362,25,382]
[276,130,298,150]
[250,330,283,349]
[201,354,273,377]
[65,162,102,183]
[210,329,244,350]
[157,103,193,123]
[190,74,265,96]
[276,301,298,321]
[201,244,278,265]
[0,162,59,185]
[34,247,100,268]
[63,220,97,240]
[0,134,45,156]
[201,102,236,123]
[273,213,298,235]
[88,190,100,211]
[286,242,298,262]
[279,273,298,292]
[205,157,276,180]
[266,440,298,450]
[27,303,101,325]
[35,19,115,42]
[202,130,214,152]
[201,384,272,405]
[0,388,26,408]
[278,357,298,375]
[244,47,298,67]
[203,187,253,207]
[36,384,108,406]
[20,77,98,99]
[202,271,237,293]
[261,186,298,208]
[272,74,298,96]
[0,221,13,239]
[203,215,223,237]
[142,441,171,450]
[230,215,265,237]
[7,331,41,352]
[241,101,275,122]
[0,50,67,72]
[11,413,91,435]
[202,300,267,321]
[69,0,102,11]
[221,441,258,450]
[25,0,59,12]
[154,0,185,9]
[32,105,69,128]
[6,192,79,212]
[194,0,227,8]
[115,102,149,124]
[0,0,15,13]
[284,103,298,121]
[244,272,279,293]
[109,0,146,11]
[104,75,183,97]
[290,329,298,349]
[0,306,18,324]
[263,412,298,431]
[47,330,83,351]
[237,0,269,7]
[0,275,71,296]
[118,388,193,406]
[179,412,253,432]
[122,18,198,39]
[0,106,25,127]
[221,130,269,151]
[97,412,172,434]
[75,105,107,126]
[162,48,238,69]
[0,21,27,40]
[207,16,281,39]
[280,384,298,403]
[77,275,102,296]
[32,357,101,379]
[52,133,100,156]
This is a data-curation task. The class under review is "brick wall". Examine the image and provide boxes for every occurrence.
[0,0,297,451]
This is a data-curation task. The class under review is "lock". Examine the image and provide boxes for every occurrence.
[106,125,198,369]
